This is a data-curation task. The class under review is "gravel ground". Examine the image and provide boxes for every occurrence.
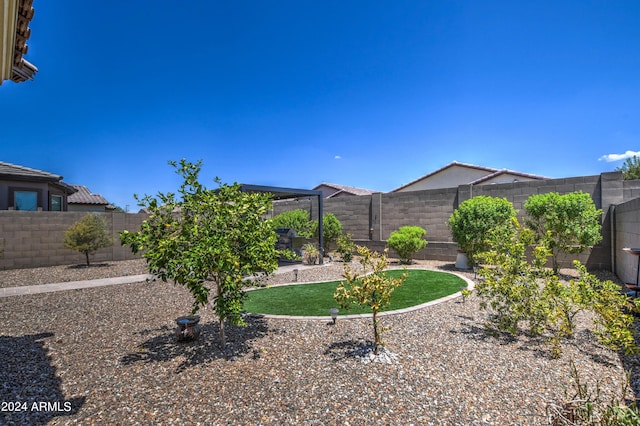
[0,259,638,425]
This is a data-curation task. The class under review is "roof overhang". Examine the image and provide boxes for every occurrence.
[238,184,323,201]
[239,184,325,263]
[1,0,37,85]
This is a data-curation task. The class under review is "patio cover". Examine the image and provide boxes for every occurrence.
[238,184,324,264]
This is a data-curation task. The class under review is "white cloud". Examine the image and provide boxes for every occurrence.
[334,155,342,160]
[598,150,640,162]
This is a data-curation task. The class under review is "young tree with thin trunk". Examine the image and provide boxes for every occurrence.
[64,213,113,267]
[334,246,406,354]
[120,159,279,347]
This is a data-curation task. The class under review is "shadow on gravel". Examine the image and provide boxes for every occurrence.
[0,333,85,425]
[67,263,111,269]
[120,315,269,373]
[324,339,374,362]
[453,318,623,365]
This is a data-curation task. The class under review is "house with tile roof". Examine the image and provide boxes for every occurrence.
[313,182,378,198]
[1,0,38,85]
[67,185,114,212]
[391,161,548,192]
[0,161,77,210]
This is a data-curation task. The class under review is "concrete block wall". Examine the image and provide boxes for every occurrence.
[0,171,636,272]
[613,197,640,285]
[271,172,619,270]
[0,211,146,270]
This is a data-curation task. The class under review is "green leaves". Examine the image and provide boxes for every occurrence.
[64,213,113,266]
[334,246,407,353]
[477,220,638,358]
[387,226,427,264]
[616,155,640,180]
[524,191,602,272]
[120,159,279,346]
[448,196,516,266]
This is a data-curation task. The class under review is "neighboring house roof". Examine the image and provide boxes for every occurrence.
[392,161,548,192]
[313,182,378,198]
[0,161,76,193]
[1,0,38,84]
[469,169,549,185]
[68,185,110,206]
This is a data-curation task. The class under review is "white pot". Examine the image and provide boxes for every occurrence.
[455,251,470,269]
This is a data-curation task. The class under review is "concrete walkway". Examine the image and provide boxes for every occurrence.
[0,262,331,298]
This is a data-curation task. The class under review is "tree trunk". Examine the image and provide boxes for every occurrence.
[216,281,226,347]
[372,310,381,355]
[84,251,90,267]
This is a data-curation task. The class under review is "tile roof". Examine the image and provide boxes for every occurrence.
[0,161,61,180]
[6,0,38,83]
[0,161,77,194]
[314,182,378,197]
[68,185,109,205]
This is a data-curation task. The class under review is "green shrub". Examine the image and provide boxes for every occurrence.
[448,196,516,266]
[477,218,639,358]
[336,233,355,262]
[524,191,602,273]
[271,209,314,237]
[313,213,343,252]
[387,226,427,264]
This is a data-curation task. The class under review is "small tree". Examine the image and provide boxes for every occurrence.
[524,191,602,273]
[64,213,113,267]
[448,196,516,266]
[386,226,427,264]
[120,159,279,347]
[270,209,314,237]
[616,155,640,180]
[334,246,407,354]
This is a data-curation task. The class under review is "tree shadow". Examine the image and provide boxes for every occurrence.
[0,333,85,425]
[120,315,269,373]
[324,339,374,362]
[67,263,111,269]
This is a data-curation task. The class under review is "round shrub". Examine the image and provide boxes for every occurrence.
[447,196,516,266]
[387,226,427,264]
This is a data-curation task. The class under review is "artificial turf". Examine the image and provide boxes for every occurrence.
[243,269,466,316]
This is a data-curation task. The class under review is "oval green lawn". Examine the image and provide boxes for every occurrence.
[244,269,466,316]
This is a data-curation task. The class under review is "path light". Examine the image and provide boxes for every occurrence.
[293,269,298,282]
[330,308,339,324]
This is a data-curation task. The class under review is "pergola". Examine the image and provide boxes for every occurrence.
[239,184,324,265]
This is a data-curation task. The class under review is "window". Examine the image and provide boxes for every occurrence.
[50,195,63,211]
[14,191,38,211]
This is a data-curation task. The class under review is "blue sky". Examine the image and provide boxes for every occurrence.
[2,1,640,210]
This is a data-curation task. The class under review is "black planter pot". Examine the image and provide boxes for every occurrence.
[175,315,201,342]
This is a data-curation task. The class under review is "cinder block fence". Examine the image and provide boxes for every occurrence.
[2,171,640,285]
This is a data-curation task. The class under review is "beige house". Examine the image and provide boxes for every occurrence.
[392,161,548,192]
[313,182,378,198]
[1,0,37,85]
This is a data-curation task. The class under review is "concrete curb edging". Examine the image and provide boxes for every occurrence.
[247,268,475,321]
